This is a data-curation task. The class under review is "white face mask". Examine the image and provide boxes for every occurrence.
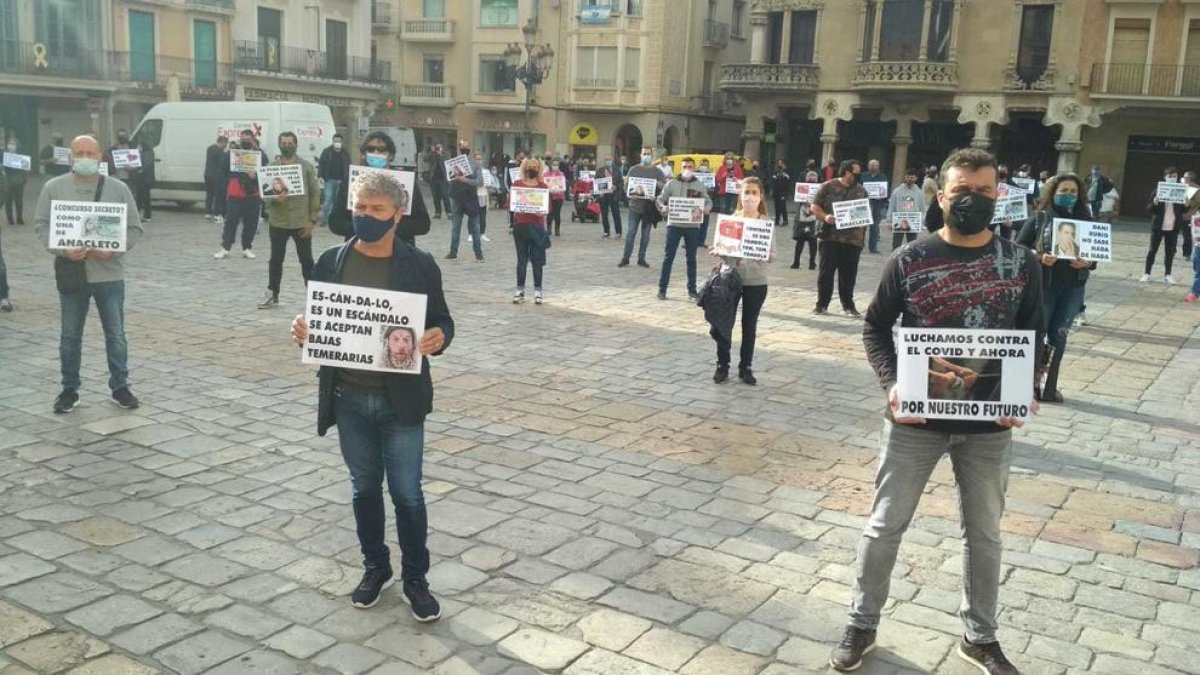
[1167,175,1179,183]
[680,169,694,180]
[333,142,343,150]
[742,195,761,210]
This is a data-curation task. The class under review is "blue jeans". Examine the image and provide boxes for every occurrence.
[851,421,1012,643]
[658,226,701,294]
[0,229,9,299]
[321,179,342,225]
[1192,248,1200,296]
[600,196,622,236]
[622,209,653,263]
[449,199,482,257]
[223,198,260,250]
[60,280,128,392]
[1042,282,1085,396]
[513,226,545,290]
[334,387,430,579]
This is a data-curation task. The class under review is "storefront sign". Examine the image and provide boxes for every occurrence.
[569,122,598,146]
[580,5,612,23]
[244,88,291,101]
[303,94,354,107]
[1127,136,1200,154]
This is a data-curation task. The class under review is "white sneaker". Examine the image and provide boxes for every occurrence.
[205,214,213,222]
[1165,275,1176,285]
[467,235,473,244]
[1076,312,1089,326]
[214,215,224,224]
[534,290,543,305]
[482,234,492,242]
[243,249,256,259]
[512,290,524,304]
[214,248,230,259]
[1139,274,1151,282]
[257,291,278,309]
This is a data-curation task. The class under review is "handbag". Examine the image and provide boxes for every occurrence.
[54,176,106,294]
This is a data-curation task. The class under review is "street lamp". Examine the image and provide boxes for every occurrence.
[505,18,554,155]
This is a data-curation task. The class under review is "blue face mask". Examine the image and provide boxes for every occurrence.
[640,155,652,166]
[365,153,389,169]
[1053,193,1077,210]
[353,211,397,242]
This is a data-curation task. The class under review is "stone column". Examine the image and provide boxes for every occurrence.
[969,121,991,150]
[743,130,764,162]
[750,12,769,64]
[1056,140,1082,174]
[892,138,913,189]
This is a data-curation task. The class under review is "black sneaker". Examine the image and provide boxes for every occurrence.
[618,259,630,268]
[112,387,140,409]
[53,389,79,414]
[475,253,484,262]
[714,366,729,384]
[688,290,700,300]
[637,260,650,268]
[813,305,828,315]
[829,625,876,671]
[444,253,457,260]
[656,290,666,300]
[351,567,394,609]
[843,307,862,318]
[739,367,757,386]
[403,578,441,622]
[957,637,1020,675]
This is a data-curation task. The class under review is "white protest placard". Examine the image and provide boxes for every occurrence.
[578,170,595,183]
[667,197,705,225]
[217,121,267,141]
[303,281,426,376]
[793,183,820,203]
[1187,185,1198,202]
[991,193,1029,224]
[864,181,889,199]
[890,211,924,233]
[724,177,742,194]
[544,174,567,194]
[111,148,142,169]
[626,176,657,200]
[98,162,109,176]
[1156,181,1188,204]
[510,187,550,214]
[53,146,71,165]
[695,172,716,190]
[712,215,774,261]
[3,153,31,171]
[1011,176,1036,195]
[1051,218,1111,262]
[346,165,415,215]
[482,169,500,190]
[593,176,613,195]
[230,149,261,173]
[444,154,472,181]
[508,166,521,185]
[1192,214,1200,242]
[832,198,873,229]
[896,328,1036,422]
[259,164,305,199]
[48,200,128,252]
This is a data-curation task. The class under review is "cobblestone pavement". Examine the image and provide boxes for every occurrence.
[1,182,1198,674]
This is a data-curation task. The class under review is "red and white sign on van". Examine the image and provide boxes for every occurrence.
[296,126,324,139]
[216,122,268,141]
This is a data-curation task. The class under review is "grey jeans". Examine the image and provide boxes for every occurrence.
[849,420,1012,643]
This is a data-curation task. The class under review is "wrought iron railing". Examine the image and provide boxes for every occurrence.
[1091,62,1200,98]
[234,40,390,83]
[719,63,820,91]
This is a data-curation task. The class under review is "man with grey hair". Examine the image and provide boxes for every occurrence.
[290,173,455,622]
[35,135,144,413]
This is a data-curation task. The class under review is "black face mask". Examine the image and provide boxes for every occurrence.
[525,169,538,179]
[947,193,996,236]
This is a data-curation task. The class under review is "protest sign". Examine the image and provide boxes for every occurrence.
[230,149,261,173]
[1192,214,1200,242]
[626,176,657,199]
[508,166,521,185]
[544,174,567,194]
[111,148,142,169]
[712,215,774,261]
[593,176,613,195]
[1051,218,1112,262]
[98,162,109,176]
[48,200,128,252]
[3,153,31,171]
[53,146,71,165]
[1187,185,1199,202]
[793,183,820,203]
[832,198,872,229]
[724,177,742,194]
[510,187,550,214]
[896,328,1036,421]
[482,169,500,190]
[667,197,705,225]
[696,172,716,189]
[991,193,1029,224]
[890,211,924,233]
[864,181,889,199]
[1156,181,1188,204]
[346,165,415,215]
[578,170,595,183]
[1011,176,1036,195]
[302,281,427,376]
[259,164,305,199]
[217,121,267,141]
[444,154,472,181]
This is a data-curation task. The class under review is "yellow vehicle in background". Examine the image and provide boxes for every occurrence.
[661,153,754,177]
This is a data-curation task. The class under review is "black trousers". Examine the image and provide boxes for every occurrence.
[430,180,451,216]
[1145,228,1179,276]
[816,240,862,311]
[548,200,564,235]
[4,181,24,224]
[712,284,768,369]
[600,196,622,235]
[892,231,917,250]
[267,226,314,295]
[773,196,789,227]
[135,181,152,219]
[792,236,817,268]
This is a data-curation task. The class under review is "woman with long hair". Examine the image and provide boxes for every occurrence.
[511,157,550,304]
[1016,173,1096,403]
[710,177,772,385]
[790,170,820,269]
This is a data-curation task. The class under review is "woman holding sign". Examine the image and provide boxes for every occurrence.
[510,158,551,304]
[1142,166,1188,284]
[709,177,772,385]
[1017,173,1095,403]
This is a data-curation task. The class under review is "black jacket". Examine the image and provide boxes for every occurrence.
[318,147,351,181]
[204,143,225,180]
[328,166,431,242]
[1016,208,1096,287]
[1148,197,1187,234]
[312,238,455,436]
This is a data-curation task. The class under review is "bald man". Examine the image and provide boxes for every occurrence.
[35,135,144,413]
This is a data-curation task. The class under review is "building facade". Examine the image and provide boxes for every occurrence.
[372,0,751,162]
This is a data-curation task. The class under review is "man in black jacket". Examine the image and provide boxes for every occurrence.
[291,170,453,622]
[204,135,228,222]
[428,144,450,219]
[327,131,431,244]
[214,129,269,259]
[318,134,351,226]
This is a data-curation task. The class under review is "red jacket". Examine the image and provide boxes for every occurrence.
[511,179,549,226]
[716,163,744,196]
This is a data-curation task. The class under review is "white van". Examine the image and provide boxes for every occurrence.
[131,101,336,207]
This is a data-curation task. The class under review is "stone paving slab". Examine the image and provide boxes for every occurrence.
[0,191,1198,673]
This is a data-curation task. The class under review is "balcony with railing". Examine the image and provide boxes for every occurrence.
[401,18,455,42]
[399,83,454,107]
[1090,62,1200,100]
[720,63,819,93]
[109,53,235,99]
[853,60,957,91]
[853,0,959,93]
[0,40,109,79]
[371,2,393,32]
[703,20,730,49]
[234,41,389,84]
[186,0,235,13]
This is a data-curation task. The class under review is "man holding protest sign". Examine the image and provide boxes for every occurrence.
[258,131,319,309]
[829,148,1042,675]
[810,160,868,316]
[35,135,144,413]
[618,146,664,268]
[445,142,484,261]
[887,168,926,250]
[1143,166,1188,284]
[655,157,712,300]
[291,171,454,621]
[862,159,890,254]
[215,129,270,260]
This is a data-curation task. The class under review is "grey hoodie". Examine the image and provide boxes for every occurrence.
[36,173,144,283]
[655,177,714,228]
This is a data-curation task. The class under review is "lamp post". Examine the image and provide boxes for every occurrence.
[503,18,554,155]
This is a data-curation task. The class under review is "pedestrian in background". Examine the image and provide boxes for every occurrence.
[791,169,820,270]
[204,135,227,223]
[214,129,268,260]
[510,157,551,305]
[258,131,319,309]
[1142,166,1186,285]
[318,133,351,226]
[711,177,771,386]
[770,159,792,228]
[887,168,926,250]
[3,137,27,226]
[810,159,868,316]
[862,159,889,254]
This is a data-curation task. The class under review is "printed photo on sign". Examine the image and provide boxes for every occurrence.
[230,149,261,173]
[890,211,924,233]
[482,169,500,190]
[896,328,1035,421]
[346,165,415,216]
[1011,176,1036,195]
[667,197,705,224]
[724,177,741,194]
[711,215,774,261]
[111,148,142,170]
[444,154,472,181]
[863,181,889,199]
[217,122,267,141]
[1192,214,1200,241]
[578,170,595,183]
[626,176,657,199]
[1051,218,1112,262]
[510,187,550,214]
[544,174,567,193]
[259,164,306,199]
[1156,181,1188,204]
[48,200,128,252]
[832,198,872,229]
[53,147,71,165]
[793,183,820,203]
[593,176,613,195]
[302,281,427,376]
[991,193,1029,224]
[3,153,31,171]
[695,172,716,189]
